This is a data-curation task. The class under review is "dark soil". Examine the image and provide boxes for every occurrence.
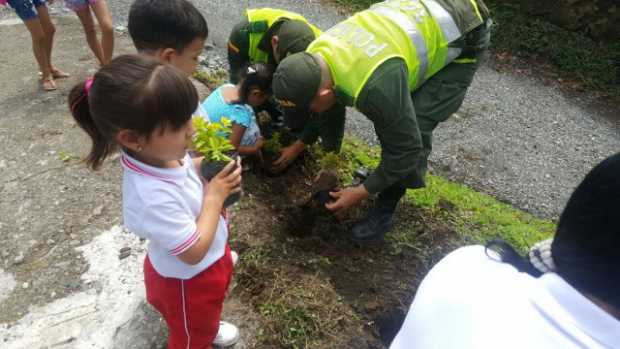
[228,155,465,348]
[259,150,282,176]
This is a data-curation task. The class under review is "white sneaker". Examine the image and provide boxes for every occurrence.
[213,321,240,347]
[231,251,238,266]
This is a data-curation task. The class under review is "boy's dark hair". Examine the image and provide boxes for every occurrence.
[68,54,198,170]
[235,63,274,104]
[128,0,208,52]
[552,152,620,309]
[487,152,620,310]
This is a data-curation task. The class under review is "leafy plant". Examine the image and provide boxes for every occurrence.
[192,117,235,162]
[192,69,229,91]
[263,132,283,154]
[318,151,341,171]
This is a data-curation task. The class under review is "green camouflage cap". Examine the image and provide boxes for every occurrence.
[275,19,317,60]
[272,52,321,128]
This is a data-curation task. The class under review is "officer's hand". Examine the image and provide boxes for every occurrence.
[325,185,369,213]
[273,141,306,170]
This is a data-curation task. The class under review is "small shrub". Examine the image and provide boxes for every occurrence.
[263,132,283,154]
[192,117,234,162]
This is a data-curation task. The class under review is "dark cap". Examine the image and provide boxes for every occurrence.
[274,20,316,60]
[272,52,321,129]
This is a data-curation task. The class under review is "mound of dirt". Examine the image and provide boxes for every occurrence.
[227,153,464,348]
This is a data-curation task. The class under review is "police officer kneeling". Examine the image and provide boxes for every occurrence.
[273,0,492,241]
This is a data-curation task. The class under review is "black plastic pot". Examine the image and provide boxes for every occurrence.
[201,154,242,208]
[260,149,283,177]
[311,170,338,205]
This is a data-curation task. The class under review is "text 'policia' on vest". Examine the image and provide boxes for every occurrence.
[246,8,322,63]
[307,0,490,103]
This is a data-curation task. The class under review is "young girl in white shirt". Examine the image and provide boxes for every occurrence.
[68,54,241,348]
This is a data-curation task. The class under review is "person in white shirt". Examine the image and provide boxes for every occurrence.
[391,153,620,349]
[68,54,242,348]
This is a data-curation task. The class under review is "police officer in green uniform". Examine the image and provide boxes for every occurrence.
[272,0,491,241]
[227,8,347,164]
[227,8,321,83]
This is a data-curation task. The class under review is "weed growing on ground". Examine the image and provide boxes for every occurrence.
[263,132,283,154]
[193,69,229,91]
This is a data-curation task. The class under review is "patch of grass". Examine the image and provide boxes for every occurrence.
[259,301,318,348]
[331,0,375,10]
[310,139,380,184]
[336,139,554,253]
[331,0,620,98]
[193,69,228,91]
[237,252,361,348]
[405,175,554,252]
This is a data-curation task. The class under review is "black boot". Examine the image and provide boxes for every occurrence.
[351,208,394,241]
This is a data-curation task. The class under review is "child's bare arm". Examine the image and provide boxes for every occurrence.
[230,123,261,155]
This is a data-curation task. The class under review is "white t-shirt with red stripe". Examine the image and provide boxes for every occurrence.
[121,151,228,280]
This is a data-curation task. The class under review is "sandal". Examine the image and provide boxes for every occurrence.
[38,69,70,79]
[51,68,70,79]
[42,77,57,91]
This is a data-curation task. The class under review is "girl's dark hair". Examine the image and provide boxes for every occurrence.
[487,153,620,309]
[234,63,274,104]
[68,54,198,170]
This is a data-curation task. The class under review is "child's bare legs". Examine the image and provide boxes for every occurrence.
[90,0,114,65]
[35,5,69,79]
[23,16,55,90]
[75,7,105,65]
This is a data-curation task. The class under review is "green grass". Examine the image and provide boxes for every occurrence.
[486,0,619,97]
[193,69,228,91]
[405,175,554,252]
[331,0,620,98]
[259,301,318,348]
[336,138,554,253]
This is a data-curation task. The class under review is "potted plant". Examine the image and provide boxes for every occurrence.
[286,151,343,236]
[260,131,283,175]
[311,151,341,205]
[192,117,242,207]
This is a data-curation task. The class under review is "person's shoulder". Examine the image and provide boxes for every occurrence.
[230,102,253,115]
[201,86,226,114]
[205,85,224,102]
[438,245,523,275]
[421,245,529,295]
[228,103,253,123]
[123,169,182,206]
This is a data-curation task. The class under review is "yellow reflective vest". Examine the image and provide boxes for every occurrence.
[247,8,322,63]
[307,0,484,104]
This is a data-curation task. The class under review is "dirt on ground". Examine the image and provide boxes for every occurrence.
[226,151,464,348]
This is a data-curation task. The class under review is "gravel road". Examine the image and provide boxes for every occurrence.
[5,0,616,218]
